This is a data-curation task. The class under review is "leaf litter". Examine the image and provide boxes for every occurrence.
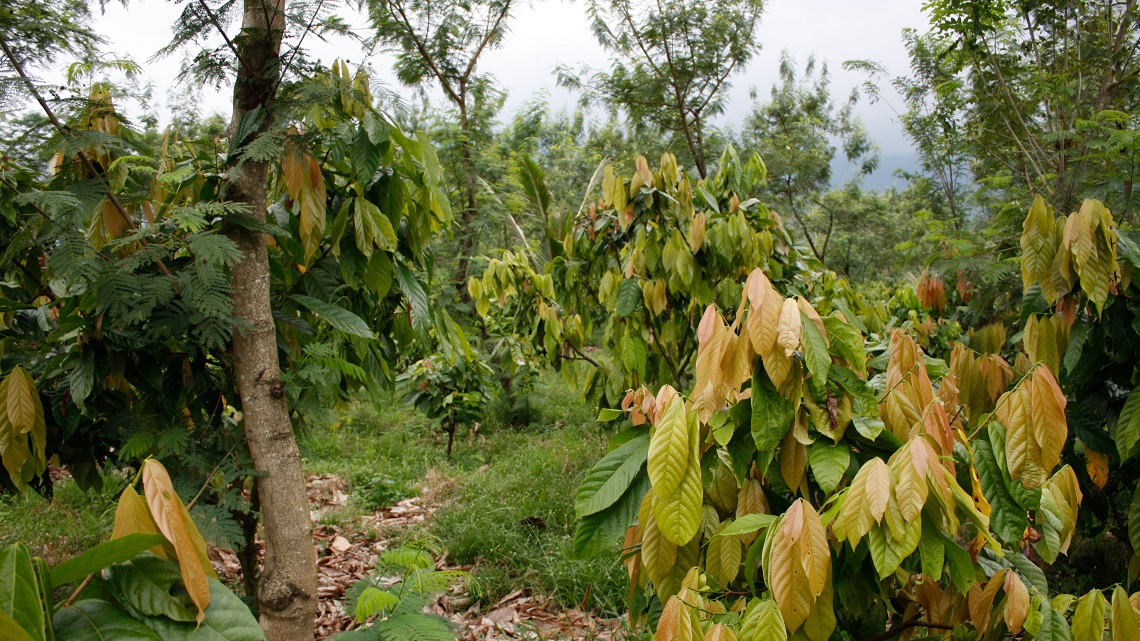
[210,472,624,640]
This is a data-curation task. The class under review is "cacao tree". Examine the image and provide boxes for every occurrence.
[569,192,1140,640]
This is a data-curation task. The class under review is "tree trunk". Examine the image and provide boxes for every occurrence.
[223,0,318,639]
[455,99,479,294]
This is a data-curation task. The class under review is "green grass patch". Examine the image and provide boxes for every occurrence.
[0,473,121,566]
[302,373,629,615]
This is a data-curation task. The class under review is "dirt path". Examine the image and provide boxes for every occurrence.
[212,473,624,640]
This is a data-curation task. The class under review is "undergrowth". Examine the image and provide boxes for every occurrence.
[301,373,629,615]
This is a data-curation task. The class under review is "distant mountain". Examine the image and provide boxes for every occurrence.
[831,151,920,191]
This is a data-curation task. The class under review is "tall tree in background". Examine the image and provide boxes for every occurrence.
[367,0,517,287]
[848,29,974,222]
[923,0,1140,217]
[560,0,764,178]
[742,53,878,263]
[220,0,318,637]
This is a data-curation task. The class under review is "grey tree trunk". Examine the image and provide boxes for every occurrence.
[223,0,318,639]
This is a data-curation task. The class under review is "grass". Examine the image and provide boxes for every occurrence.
[301,373,629,614]
[0,472,121,566]
[3,372,627,617]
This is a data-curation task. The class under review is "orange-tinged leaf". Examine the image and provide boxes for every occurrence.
[1032,366,1068,474]
[746,269,771,310]
[748,286,782,356]
[111,486,172,559]
[780,430,807,496]
[767,505,815,632]
[1087,448,1109,490]
[777,298,802,357]
[141,459,216,622]
[1003,572,1030,634]
[968,569,1007,632]
[656,596,692,641]
[702,623,737,641]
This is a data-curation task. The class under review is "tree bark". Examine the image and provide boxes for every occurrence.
[223,0,318,639]
[455,98,479,293]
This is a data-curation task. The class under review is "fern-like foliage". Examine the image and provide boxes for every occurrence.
[189,502,245,549]
[335,545,469,641]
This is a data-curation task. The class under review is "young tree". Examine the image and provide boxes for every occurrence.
[742,53,879,263]
[559,0,764,178]
[366,0,517,287]
[219,1,318,637]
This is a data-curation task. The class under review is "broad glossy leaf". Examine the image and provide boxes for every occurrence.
[293,294,373,339]
[1116,387,1140,462]
[801,313,830,393]
[105,553,197,622]
[1072,589,1106,641]
[572,473,649,558]
[751,366,793,452]
[50,533,167,586]
[738,598,785,641]
[1111,586,1140,641]
[974,439,1029,546]
[0,543,44,641]
[0,609,36,641]
[138,578,266,641]
[574,435,649,517]
[615,278,643,318]
[53,600,161,641]
[718,513,776,537]
[822,316,866,374]
[807,441,849,494]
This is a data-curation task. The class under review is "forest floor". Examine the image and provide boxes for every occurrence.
[1,374,634,640]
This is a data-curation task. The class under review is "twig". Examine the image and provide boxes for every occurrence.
[567,343,602,369]
[865,615,955,641]
[62,574,94,608]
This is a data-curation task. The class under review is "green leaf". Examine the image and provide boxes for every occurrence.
[574,435,650,517]
[973,438,1029,546]
[1071,589,1106,641]
[53,600,161,641]
[138,578,266,641]
[1009,553,1048,594]
[1131,482,1140,557]
[801,314,830,392]
[364,251,393,298]
[822,316,866,374]
[807,441,849,494]
[944,539,975,593]
[292,295,373,339]
[0,609,36,641]
[395,263,431,334]
[918,520,944,582]
[1115,387,1140,462]
[828,365,877,413]
[738,598,786,641]
[717,513,777,537]
[0,544,45,641]
[615,278,642,318]
[597,409,624,422]
[104,553,197,622]
[573,472,649,558]
[50,533,167,587]
[751,366,794,452]
[354,587,399,622]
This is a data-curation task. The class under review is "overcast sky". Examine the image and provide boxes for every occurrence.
[83,0,929,174]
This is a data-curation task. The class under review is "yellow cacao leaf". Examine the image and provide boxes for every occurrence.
[141,459,217,622]
[776,298,802,357]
